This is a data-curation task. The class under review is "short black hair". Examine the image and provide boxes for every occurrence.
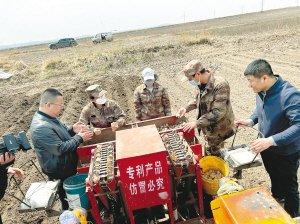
[244,59,274,78]
[40,88,62,105]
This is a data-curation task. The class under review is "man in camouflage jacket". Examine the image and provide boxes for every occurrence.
[79,84,126,131]
[178,60,235,154]
[134,68,171,121]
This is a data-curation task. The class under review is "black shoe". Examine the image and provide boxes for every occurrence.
[233,170,242,179]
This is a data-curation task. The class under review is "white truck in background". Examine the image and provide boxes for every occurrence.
[91,32,113,44]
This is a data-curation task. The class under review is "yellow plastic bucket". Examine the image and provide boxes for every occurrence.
[199,156,229,195]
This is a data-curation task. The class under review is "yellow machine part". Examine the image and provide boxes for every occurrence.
[211,187,296,224]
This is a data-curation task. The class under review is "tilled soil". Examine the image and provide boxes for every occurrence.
[0,7,299,224]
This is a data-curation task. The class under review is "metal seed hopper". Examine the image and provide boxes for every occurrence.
[77,116,205,224]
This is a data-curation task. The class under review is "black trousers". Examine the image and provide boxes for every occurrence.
[261,150,300,217]
[0,166,8,224]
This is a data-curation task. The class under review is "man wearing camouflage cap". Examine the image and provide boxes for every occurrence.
[79,84,126,131]
[177,60,235,155]
[134,67,171,121]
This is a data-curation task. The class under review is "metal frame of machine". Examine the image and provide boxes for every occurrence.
[76,116,207,224]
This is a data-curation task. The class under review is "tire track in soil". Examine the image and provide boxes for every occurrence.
[0,76,82,98]
[233,51,300,69]
[222,54,300,88]
[231,53,300,79]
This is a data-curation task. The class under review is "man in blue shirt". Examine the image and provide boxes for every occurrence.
[236,59,300,217]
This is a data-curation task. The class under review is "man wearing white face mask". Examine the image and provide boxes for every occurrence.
[177,60,235,155]
[79,84,126,131]
[134,67,171,121]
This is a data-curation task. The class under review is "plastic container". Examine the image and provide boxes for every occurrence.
[63,174,89,209]
[199,156,229,195]
[211,187,296,224]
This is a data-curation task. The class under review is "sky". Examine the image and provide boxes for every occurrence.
[0,0,299,47]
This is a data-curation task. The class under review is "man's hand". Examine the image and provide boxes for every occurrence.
[0,152,15,165]
[234,119,253,128]
[111,122,119,132]
[78,131,94,142]
[73,122,89,134]
[176,108,186,118]
[250,138,274,153]
[7,167,25,178]
[183,122,197,132]
[93,128,102,135]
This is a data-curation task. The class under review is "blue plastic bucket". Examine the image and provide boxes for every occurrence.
[63,174,89,209]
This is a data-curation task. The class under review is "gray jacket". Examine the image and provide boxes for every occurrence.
[30,111,83,175]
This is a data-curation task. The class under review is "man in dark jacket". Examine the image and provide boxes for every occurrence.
[235,59,300,217]
[30,88,93,210]
[0,153,24,224]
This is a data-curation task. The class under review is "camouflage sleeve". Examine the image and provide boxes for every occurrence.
[133,89,142,120]
[196,83,230,127]
[114,103,126,127]
[162,87,171,116]
[185,89,198,113]
[79,105,90,125]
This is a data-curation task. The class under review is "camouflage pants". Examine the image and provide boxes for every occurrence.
[204,141,224,157]
[202,129,235,157]
[203,136,226,157]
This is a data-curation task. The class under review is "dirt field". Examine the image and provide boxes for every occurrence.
[0,6,299,224]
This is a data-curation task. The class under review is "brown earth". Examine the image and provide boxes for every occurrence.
[0,6,299,224]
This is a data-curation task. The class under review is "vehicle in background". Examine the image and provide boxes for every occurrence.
[91,32,113,44]
[49,38,78,49]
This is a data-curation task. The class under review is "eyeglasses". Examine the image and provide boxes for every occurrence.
[190,68,207,79]
[51,103,64,108]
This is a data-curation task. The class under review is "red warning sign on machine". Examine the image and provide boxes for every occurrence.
[116,125,171,209]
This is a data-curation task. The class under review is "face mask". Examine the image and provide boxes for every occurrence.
[189,80,199,87]
[144,79,154,87]
[96,96,107,105]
